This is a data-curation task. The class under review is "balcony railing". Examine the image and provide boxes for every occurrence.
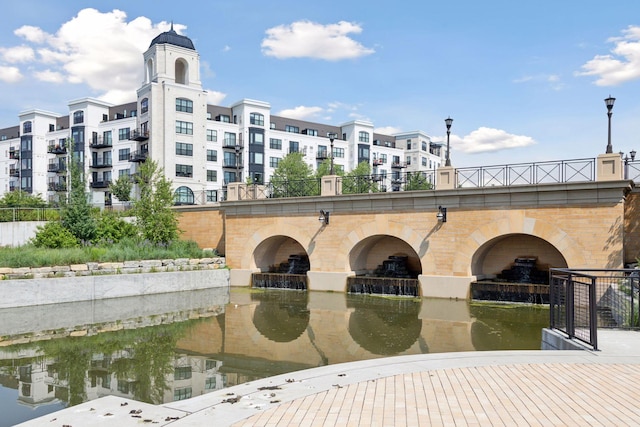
[129,129,149,141]
[223,160,243,169]
[8,149,19,159]
[373,158,384,166]
[48,182,67,192]
[316,150,329,160]
[90,160,112,169]
[223,141,241,150]
[128,150,148,162]
[47,145,67,155]
[89,137,112,148]
[456,158,596,188]
[9,168,19,177]
[48,163,66,173]
[91,180,111,189]
[391,162,407,169]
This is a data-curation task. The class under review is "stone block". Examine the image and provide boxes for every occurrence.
[52,265,71,272]
[123,260,140,268]
[70,264,88,272]
[140,260,162,268]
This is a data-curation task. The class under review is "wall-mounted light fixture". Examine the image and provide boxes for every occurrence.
[318,209,330,225]
[437,206,447,223]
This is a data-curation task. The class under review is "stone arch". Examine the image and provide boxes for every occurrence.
[337,218,432,274]
[349,235,422,277]
[452,215,586,277]
[241,223,314,270]
[175,58,188,84]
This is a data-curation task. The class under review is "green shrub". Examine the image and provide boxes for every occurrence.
[93,211,138,244]
[31,222,79,249]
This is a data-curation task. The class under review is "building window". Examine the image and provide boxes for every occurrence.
[73,111,84,124]
[249,132,264,145]
[380,153,387,164]
[206,190,218,202]
[224,132,236,146]
[406,156,411,165]
[103,131,112,145]
[207,149,217,162]
[176,98,193,113]
[141,98,148,114]
[207,170,217,182]
[176,121,193,135]
[289,141,299,153]
[175,366,192,380]
[249,152,264,165]
[174,387,192,401]
[174,186,194,204]
[270,122,276,129]
[250,113,264,126]
[176,164,193,178]
[422,141,427,151]
[304,129,318,136]
[359,131,370,143]
[269,157,280,168]
[118,128,130,140]
[23,121,32,134]
[217,114,230,123]
[207,129,217,142]
[176,142,193,156]
[118,148,130,161]
[422,156,427,166]
[334,147,345,158]
[269,138,282,150]
[285,125,299,134]
[119,168,130,177]
[205,377,217,390]
[407,140,412,150]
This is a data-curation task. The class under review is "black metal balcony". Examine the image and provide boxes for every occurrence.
[89,136,112,149]
[316,150,329,160]
[223,161,243,169]
[8,149,19,159]
[48,163,66,173]
[373,158,384,166]
[223,141,242,150]
[91,180,111,189]
[391,162,407,169]
[9,183,17,192]
[128,150,148,162]
[9,168,19,177]
[47,145,67,155]
[90,160,112,169]
[48,182,67,192]
[129,129,149,141]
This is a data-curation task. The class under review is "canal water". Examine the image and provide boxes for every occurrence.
[0,287,548,426]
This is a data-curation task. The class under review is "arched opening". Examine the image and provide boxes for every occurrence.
[174,186,194,205]
[175,58,188,84]
[251,236,310,290]
[471,234,568,303]
[347,235,421,296]
[145,58,154,83]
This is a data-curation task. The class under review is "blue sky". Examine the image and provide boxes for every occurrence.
[1,1,640,166]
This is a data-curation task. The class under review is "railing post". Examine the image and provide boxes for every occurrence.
[567,273,574,339]
[590,276,598,350]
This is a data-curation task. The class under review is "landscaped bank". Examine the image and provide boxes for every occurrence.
[0,257,229,308]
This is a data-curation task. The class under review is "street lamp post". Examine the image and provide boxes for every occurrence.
[623,150,637,179]
[605,96,615,154]
[328,133,337,175]
[444,117,453,167]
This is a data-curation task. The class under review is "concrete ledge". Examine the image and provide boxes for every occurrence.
[541,327,591,350]
[0,269,230,308]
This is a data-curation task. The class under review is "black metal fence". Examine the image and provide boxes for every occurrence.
[549,268,640,350]
[457,158,596,188]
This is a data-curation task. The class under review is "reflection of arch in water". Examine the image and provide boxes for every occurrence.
[251,290,310,343]
[349,235,422,276]
[346,294,422,355]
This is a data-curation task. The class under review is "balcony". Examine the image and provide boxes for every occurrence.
[316,150,329,160]
[90,160,112,169]
[129,129,149,141]
[373,158,384,166]
[223,161,243,169]
[9,168,19,177]
[8,148,19,160]
[9,183,17,192]
[48,162,66,173]
[128,150,148,163]
[391,162,407,169]
[223,141,242,150]
[89,136,112,149]
[91,180,111,189]
[47,145,67,155]
[48,182,67,192]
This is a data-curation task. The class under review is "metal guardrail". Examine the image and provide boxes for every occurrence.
[0,207,61,222]
[550,268,640,350]
[457,158,596,188]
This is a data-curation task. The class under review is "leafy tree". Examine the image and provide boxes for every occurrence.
[405,172,433,191]
[61,153,97,243]
[133,160,180,245]
[270,152,317,197]
[109,174,133,202]
[93,210,138,244]
[342,161,378,194]
[31,221,79,248]
[0,190,46,207]
[314,158,344,179]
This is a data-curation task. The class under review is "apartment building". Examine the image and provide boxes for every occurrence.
[0,26,445,206]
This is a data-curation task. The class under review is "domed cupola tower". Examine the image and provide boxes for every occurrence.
[135,23,207,203]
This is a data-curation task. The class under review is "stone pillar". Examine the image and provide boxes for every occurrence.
[597,153,623,181]
[227,182,241,201]
[436,166,456,190]
[321,175,342,196]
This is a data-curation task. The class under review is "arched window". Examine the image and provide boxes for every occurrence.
[250,113,264,126]
[175,58,188,84]
[174,186,194,205]
[141,98,149,115]
[145,58,154,83]
[23,121,32,134]
[358,131,370,143]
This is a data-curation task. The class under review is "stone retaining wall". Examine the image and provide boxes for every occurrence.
[0,257,226,280]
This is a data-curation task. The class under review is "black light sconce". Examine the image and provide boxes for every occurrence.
[437,206,447,223]
[318,209,330,225]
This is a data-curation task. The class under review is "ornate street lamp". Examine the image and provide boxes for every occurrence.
[605,96,615,154]
[444,117,453,167]
[327,133,337,175]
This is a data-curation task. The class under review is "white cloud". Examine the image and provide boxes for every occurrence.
[33,69,64,83]
[277,105,324,120]
[2,8,184,100]
[576,25,640,86]
[375,126,403,135]
[513,73,564,90]
[206,90,226,105]
[0,66,22,83]
[262,20,375,60]
[0,45,35,63]
[453,127,536,154]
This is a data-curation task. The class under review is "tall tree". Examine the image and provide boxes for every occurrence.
[109,174,133,202]
[133,160,179,245]
[342,161,378,194]
[270,152,317,197]
[61,151,97,243]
